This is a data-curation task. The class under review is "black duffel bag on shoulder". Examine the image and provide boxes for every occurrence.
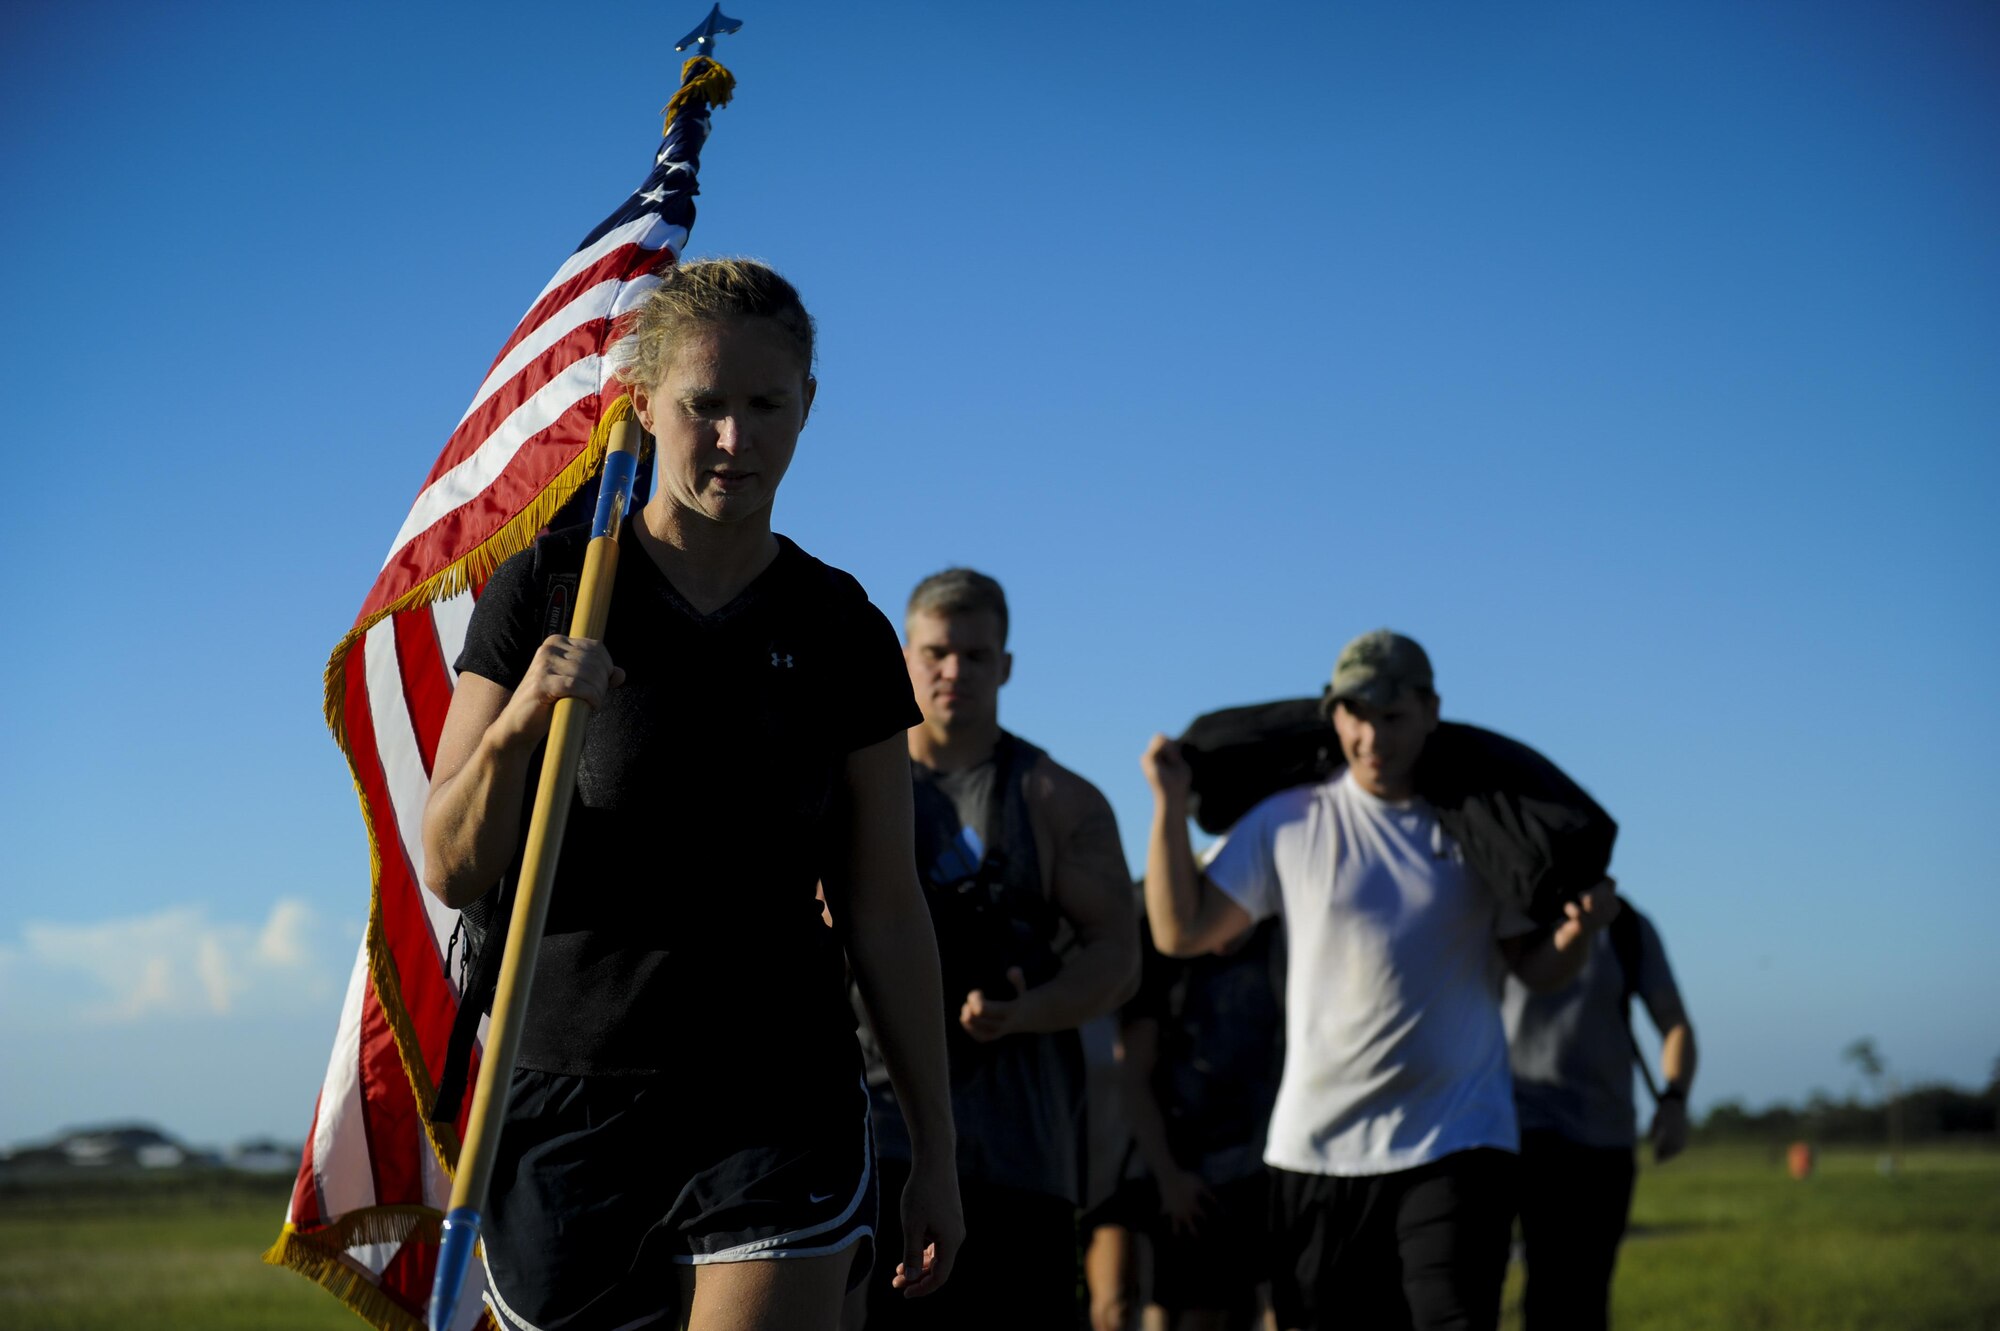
[1177,698,1617,926]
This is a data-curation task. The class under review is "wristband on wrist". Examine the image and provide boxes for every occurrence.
[1660,1086,1688,1104]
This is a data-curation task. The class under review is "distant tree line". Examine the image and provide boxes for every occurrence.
[1694,1051,2000,1146]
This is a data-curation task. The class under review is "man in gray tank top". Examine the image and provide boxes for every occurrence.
[852,568,1140,1330]
[1503,902,1696,1331]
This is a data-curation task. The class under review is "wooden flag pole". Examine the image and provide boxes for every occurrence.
[429,413,648,1331]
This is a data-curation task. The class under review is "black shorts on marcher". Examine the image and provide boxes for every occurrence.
[862,1156,1080,1331]
[481,1065,876,1331]
[1150,1170,1270,1316]
[1269,1148,1517,1331]
[1516,1131,1637,1331]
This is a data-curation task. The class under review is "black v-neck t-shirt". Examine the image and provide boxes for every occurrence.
[455,519,920,1077]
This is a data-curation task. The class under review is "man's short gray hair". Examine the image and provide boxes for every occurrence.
[906,568,1009,645]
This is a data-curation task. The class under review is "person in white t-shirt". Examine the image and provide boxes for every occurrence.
[1139,630,1620,1331]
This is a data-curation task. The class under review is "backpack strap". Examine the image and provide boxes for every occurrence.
[1609,905,1663,1105]
[531,525,588,638]
[429,881,509,1125]
[981,732,1062,948]
[979,732,1019,884]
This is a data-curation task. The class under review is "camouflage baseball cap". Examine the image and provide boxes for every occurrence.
[1326,629,1434,708]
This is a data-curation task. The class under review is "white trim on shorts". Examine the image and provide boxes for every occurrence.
[676,1075,877,1266]
[481,1242,544,1331]
[483,1247,677,1331]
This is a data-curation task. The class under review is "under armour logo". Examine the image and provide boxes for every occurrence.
[771,651,795,668]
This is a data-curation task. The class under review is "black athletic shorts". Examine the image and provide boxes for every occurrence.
[861,1156,1080,1330]
[1269,1149,1516,1331]
[1149,1170,1270,1315]
[481,1065,876,1331]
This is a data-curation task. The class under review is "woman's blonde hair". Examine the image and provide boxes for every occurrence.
[612,257,815,390]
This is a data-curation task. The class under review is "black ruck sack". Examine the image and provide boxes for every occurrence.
[1415,721,1619,924]
[1177,698,1616,925]
[1179,698,1343,835]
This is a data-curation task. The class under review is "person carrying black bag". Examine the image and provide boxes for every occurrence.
[1141,629,1621,1331]
[1503,900,1697,1331]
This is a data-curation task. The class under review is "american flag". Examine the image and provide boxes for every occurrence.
[264,57,735,1331]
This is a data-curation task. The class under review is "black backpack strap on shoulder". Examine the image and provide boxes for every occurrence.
[529,523,590,639]
[983,731,1020,870]
[983,732,1063,976]
[1609,905,1662,1105]
[988,731,1049,879]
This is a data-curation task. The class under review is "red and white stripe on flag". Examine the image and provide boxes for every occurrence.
[265,58,733,1331]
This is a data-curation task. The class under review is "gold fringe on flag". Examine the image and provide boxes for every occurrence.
[663,55,735,134]
[266,1218,499,1331]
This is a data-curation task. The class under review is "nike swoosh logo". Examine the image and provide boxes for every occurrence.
[809,1191,835,1204]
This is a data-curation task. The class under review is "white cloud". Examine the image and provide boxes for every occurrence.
[196,933,240,1014]
[255,898,318,968]
[0,899,349,1026]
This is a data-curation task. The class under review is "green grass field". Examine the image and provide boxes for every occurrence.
[1,1146,1996,1330]
[1504,1145,2000,1331]
[0,1171,354,1331]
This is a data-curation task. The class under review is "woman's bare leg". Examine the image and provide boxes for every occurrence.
[680,1248,857,1331]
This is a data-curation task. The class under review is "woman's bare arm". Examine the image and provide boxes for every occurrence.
[827,734,963,1298]
[420,635,621,909]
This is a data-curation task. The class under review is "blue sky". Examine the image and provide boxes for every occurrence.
[1,0,1994,1147]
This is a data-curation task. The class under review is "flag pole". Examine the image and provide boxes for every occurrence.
[428,410,649,1331]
